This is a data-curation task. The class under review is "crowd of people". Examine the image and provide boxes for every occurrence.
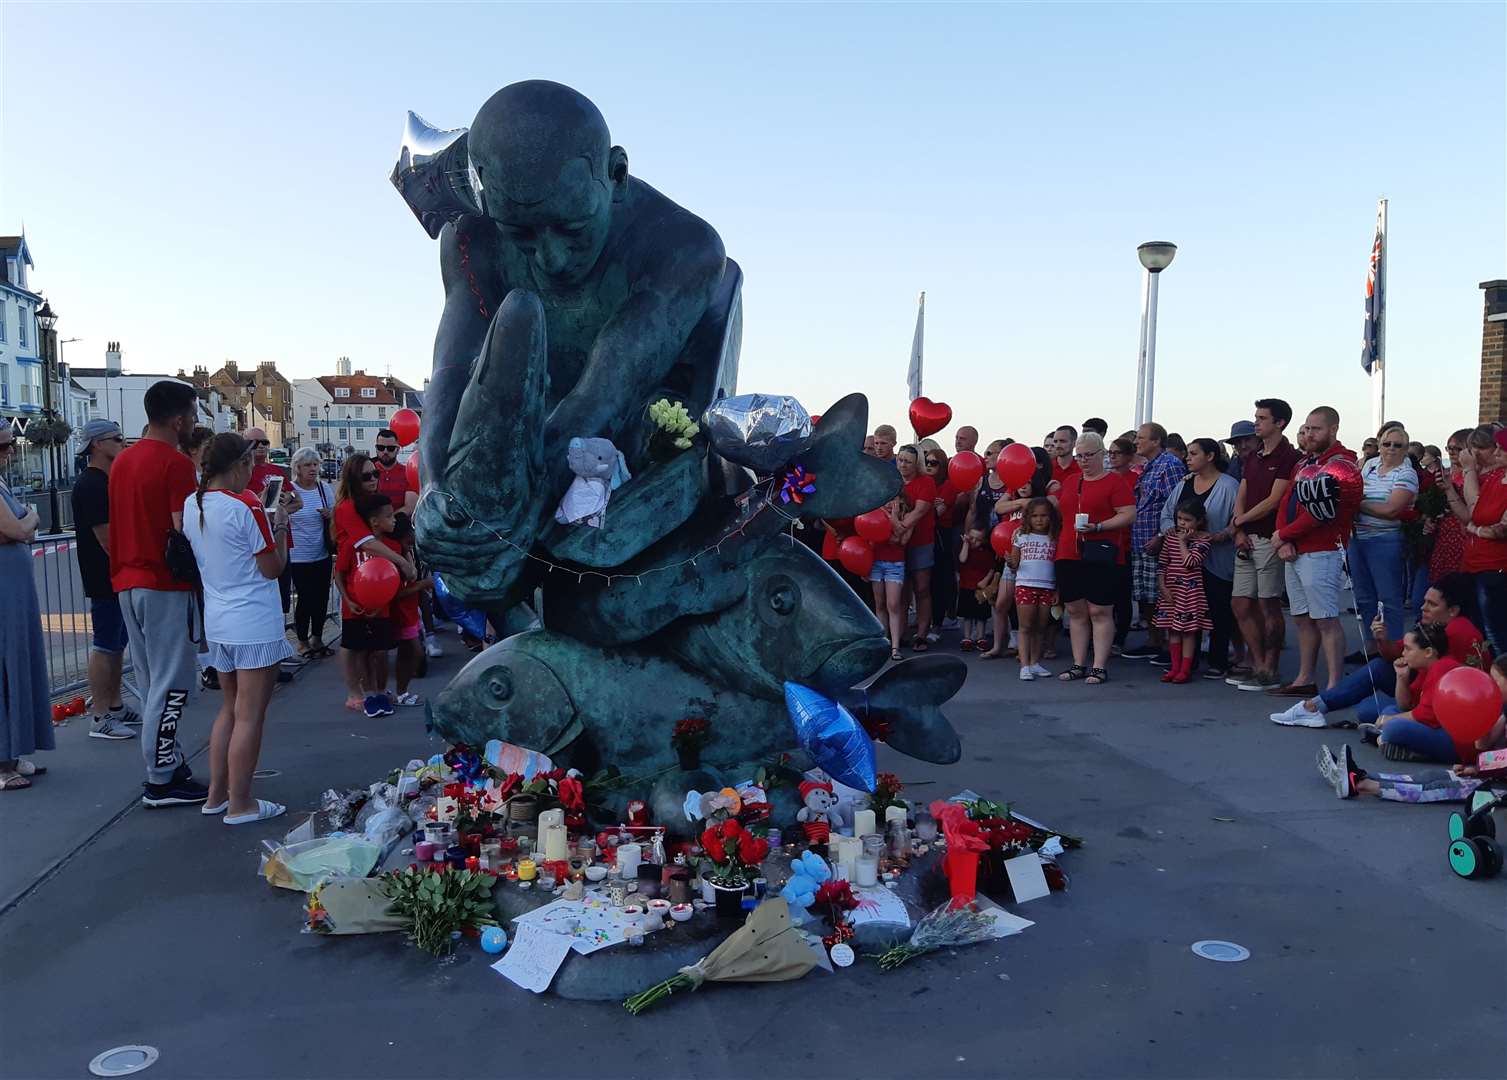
[0,381,442,807]
[815,400,1507,775]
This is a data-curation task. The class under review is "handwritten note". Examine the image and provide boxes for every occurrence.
[491,924,574,993]
[848,885,911,928]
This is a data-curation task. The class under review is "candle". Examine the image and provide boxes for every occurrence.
[517,858,537,881]
[839,836,860,882]
[884,805,908,827]
[618,843,642,879]
[853,809,877,838]
[542,823,569,862]
[414,841,435,862]
[855,853,879,887]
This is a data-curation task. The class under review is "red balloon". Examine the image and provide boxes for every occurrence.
[1435,666,1503,746]
[837,536,875,577]
[854,509,892,544]
[809,413,822,426]
[949,450,985,491]
[908,397,953,438]
[406,450,421,490]
[995,443,1036,490]
[349,558,400,611]
[990,520,1018,557]
[390,408,421,447]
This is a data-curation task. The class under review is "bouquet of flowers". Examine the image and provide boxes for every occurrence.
[813,878,860,949]
[377,865,497,956]
[870,772,906,818]
[699,818,770,886]
[671,716,710,753]
[648,398,700,457]
[869,901,1000,970]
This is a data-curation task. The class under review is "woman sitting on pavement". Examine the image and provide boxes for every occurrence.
[1270,574,1487,730]
[181,433,293,825]
[1362,622,1465,763]
[1157,438,1240,678]
[1316,655,1507,801]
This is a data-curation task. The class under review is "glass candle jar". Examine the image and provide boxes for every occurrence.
[855,853,880,887]
[914,813,938,843]
[517,858,537,882]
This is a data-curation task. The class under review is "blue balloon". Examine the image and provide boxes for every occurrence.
[783,682,877,792]
[433,573,490,641]
[480,926,508,954]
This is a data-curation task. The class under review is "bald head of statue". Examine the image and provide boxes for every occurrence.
[469,80,630,288]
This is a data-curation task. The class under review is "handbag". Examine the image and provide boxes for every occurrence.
[1076,476,1120,565]
[163,527,205,645]
[316,481,337,558]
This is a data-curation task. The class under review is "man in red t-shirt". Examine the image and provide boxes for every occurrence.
[244,428,288,496]
[109,380,209,807]
[1051,425,1081,487]
[371,428,418,514]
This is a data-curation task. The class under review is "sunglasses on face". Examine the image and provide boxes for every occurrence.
[251,439,270,448]
[359,470,378,481]
[375,444,399,453]
[1380,441,1406,449]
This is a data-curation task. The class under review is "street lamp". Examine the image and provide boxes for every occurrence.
[1134,241,1177,426]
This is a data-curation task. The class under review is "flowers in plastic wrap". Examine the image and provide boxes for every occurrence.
[869,901,1000,970]
[648,398,700,454]
[623,898,816,1014]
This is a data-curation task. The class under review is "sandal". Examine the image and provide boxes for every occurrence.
[0,769,32,791]
[978,651,1000,660]
[890,650,903,662]
[15,759,46,777]
[1058,664,1088,681]
[1085,667,1110,685]
[224,799,287,826]
[912,639,930,652]
[960,640,975,652]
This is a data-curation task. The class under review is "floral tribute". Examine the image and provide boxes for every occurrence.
[699,818,770,886]
[670,716,710,753]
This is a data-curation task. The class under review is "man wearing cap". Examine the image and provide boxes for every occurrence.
[70,419,139,741]
[1223,421,1260,483]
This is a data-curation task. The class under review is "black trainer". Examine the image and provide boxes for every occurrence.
[142,765,210,808]
[1120,645,1159,660]
[201,668,220,691]
[1148,652,1173,667]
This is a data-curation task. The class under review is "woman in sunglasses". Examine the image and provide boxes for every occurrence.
[1351,424,1419,639]
[333,454,416,710]
[0,420,54,790]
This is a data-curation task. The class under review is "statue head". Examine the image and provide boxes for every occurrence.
[469,81,629,288]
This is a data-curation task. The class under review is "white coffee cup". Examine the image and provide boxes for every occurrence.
[1075,513,1090,531]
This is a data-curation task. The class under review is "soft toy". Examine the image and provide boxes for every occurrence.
[796,780,839,846]
[780,850,833,922]
[554,436,631,528]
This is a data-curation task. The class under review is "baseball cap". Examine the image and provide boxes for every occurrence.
[80,418,124,448]
[1223,421,1256,442]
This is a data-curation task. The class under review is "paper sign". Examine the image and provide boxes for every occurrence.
[848,885,911,928]
[829,943,855,967]
[975,897,1034,938]
[491,924,574,993]
[1003,852,1050,904]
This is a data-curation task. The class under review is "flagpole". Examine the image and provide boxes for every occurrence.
[1371,198,1388,433]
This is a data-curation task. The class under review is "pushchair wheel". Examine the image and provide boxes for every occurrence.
[1449,836,1504,880]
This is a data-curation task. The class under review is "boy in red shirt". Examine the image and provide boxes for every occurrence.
[388,506,434,707]
[335,494,399,718]
[109,380,208,807]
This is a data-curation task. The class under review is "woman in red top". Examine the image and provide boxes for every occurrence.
[867,497,909,661]
[1054,433,1136,685]
[924,449,963,637]
[334,455,416,709]
[1428,428,1474,583]
[896,447,938,651]
[1448,427,1507,656]
[1371,622,1465,764]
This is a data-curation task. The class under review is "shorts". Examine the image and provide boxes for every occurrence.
[1058,559,1125,608]
[1232,534,1284,599]
[1284,548,1345,620]
[1015,585,1057,607]
[905,544,935,572]
[1131,550,1160,604]
[342,616,396,652]
[956,588,991,620]
[395,618,422,642]
[869,560,905,584]
[89,595,130,655]
[204,638,294,672]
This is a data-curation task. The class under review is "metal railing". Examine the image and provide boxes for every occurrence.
[26,531,340,697]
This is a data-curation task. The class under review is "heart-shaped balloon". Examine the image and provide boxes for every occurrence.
[908,398,953,438]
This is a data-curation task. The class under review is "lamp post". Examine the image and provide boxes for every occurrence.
[1133,241,1177,426]
[323,404,331,458]
[35,301,62,526]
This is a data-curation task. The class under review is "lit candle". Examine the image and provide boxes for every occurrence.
[853,809,877,838]
[517,858,537,881]
[884,805,908,827]
[537,808,565,844]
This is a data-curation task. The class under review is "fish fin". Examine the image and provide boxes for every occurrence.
[842,655,966,764]
[792,393,901,519]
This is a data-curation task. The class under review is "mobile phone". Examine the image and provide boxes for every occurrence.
[260,475,283,509]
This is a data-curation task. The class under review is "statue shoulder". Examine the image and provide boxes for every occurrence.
[622,180,726,280]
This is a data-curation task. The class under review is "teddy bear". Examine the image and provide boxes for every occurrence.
[779,849,833,922]
[553,436,631,528]
[796,779,839,846]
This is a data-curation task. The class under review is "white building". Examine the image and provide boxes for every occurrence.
[291,376,334,452]
[0,234,46,486]
[72,343,202,439]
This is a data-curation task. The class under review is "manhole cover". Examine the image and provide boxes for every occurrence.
[252,769,281,779]
[89,1046,159,1076]
[1191,940,1250,962]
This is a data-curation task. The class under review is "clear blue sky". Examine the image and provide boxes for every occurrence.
[3,2,1500,449]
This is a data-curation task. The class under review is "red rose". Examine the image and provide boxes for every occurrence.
[720,819,742,840]
[701,826,727,861]
[737,833,769,867]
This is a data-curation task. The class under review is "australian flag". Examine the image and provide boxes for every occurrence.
[1361,203,1385,374]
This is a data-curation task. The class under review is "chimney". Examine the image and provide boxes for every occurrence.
[105,341,122,374]
[1481,280,1507,424]
[336,356,352,376]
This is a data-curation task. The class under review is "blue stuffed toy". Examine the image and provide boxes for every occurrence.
[779,850,833,922]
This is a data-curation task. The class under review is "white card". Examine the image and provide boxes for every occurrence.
[491,924,574,993]
[975,896,1035,937]
[848,885,911,928]
[1003,852,1051,903]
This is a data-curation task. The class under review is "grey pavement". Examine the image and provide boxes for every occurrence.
[1,621,1502,1080]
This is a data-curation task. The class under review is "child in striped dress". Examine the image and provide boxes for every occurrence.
[1150,499,1213,684]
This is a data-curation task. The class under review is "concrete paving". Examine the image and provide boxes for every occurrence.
[1,623,1502,1080]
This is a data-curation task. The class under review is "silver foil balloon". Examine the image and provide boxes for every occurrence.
[390,111,483,239]
[702,393,813,474]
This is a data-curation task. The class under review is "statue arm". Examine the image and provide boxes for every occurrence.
[426,218,501,476]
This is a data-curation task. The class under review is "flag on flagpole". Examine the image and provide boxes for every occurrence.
[1361,202,1385,374]
[906,291,925,401]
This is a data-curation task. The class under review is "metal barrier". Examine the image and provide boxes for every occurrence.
[27,531,341,697]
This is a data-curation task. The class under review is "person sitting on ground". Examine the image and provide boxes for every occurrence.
[181,433,293,825]
[335,493,404,719]
[1271,574,1487,729]
[1355,623,1467,764]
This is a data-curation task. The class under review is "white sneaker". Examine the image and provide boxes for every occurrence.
[424,637,443,658]
[89,714,137,740]
[1018,667,1035,681]
[395,692,422,707]
[926,630,941,644]
[1028,663,1052,677]
[1008,631,1019,650]
[941,617,960,631]
[1270,700,1326,727]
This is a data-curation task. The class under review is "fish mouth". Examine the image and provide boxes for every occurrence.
[541,715,585,758]
[809,637,890,693]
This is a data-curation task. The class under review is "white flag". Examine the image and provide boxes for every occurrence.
[906,291,925,401]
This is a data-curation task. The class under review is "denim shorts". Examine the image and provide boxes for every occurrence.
[868,560,905,584]
[906,544,935,572]
[90,595,130,655]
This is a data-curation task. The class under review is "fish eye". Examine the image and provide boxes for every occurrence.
[767,576,800,617]
[485,668,513,704]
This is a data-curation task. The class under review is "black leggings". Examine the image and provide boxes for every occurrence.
[1202,569,1235,668]
[289,557,333,643]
